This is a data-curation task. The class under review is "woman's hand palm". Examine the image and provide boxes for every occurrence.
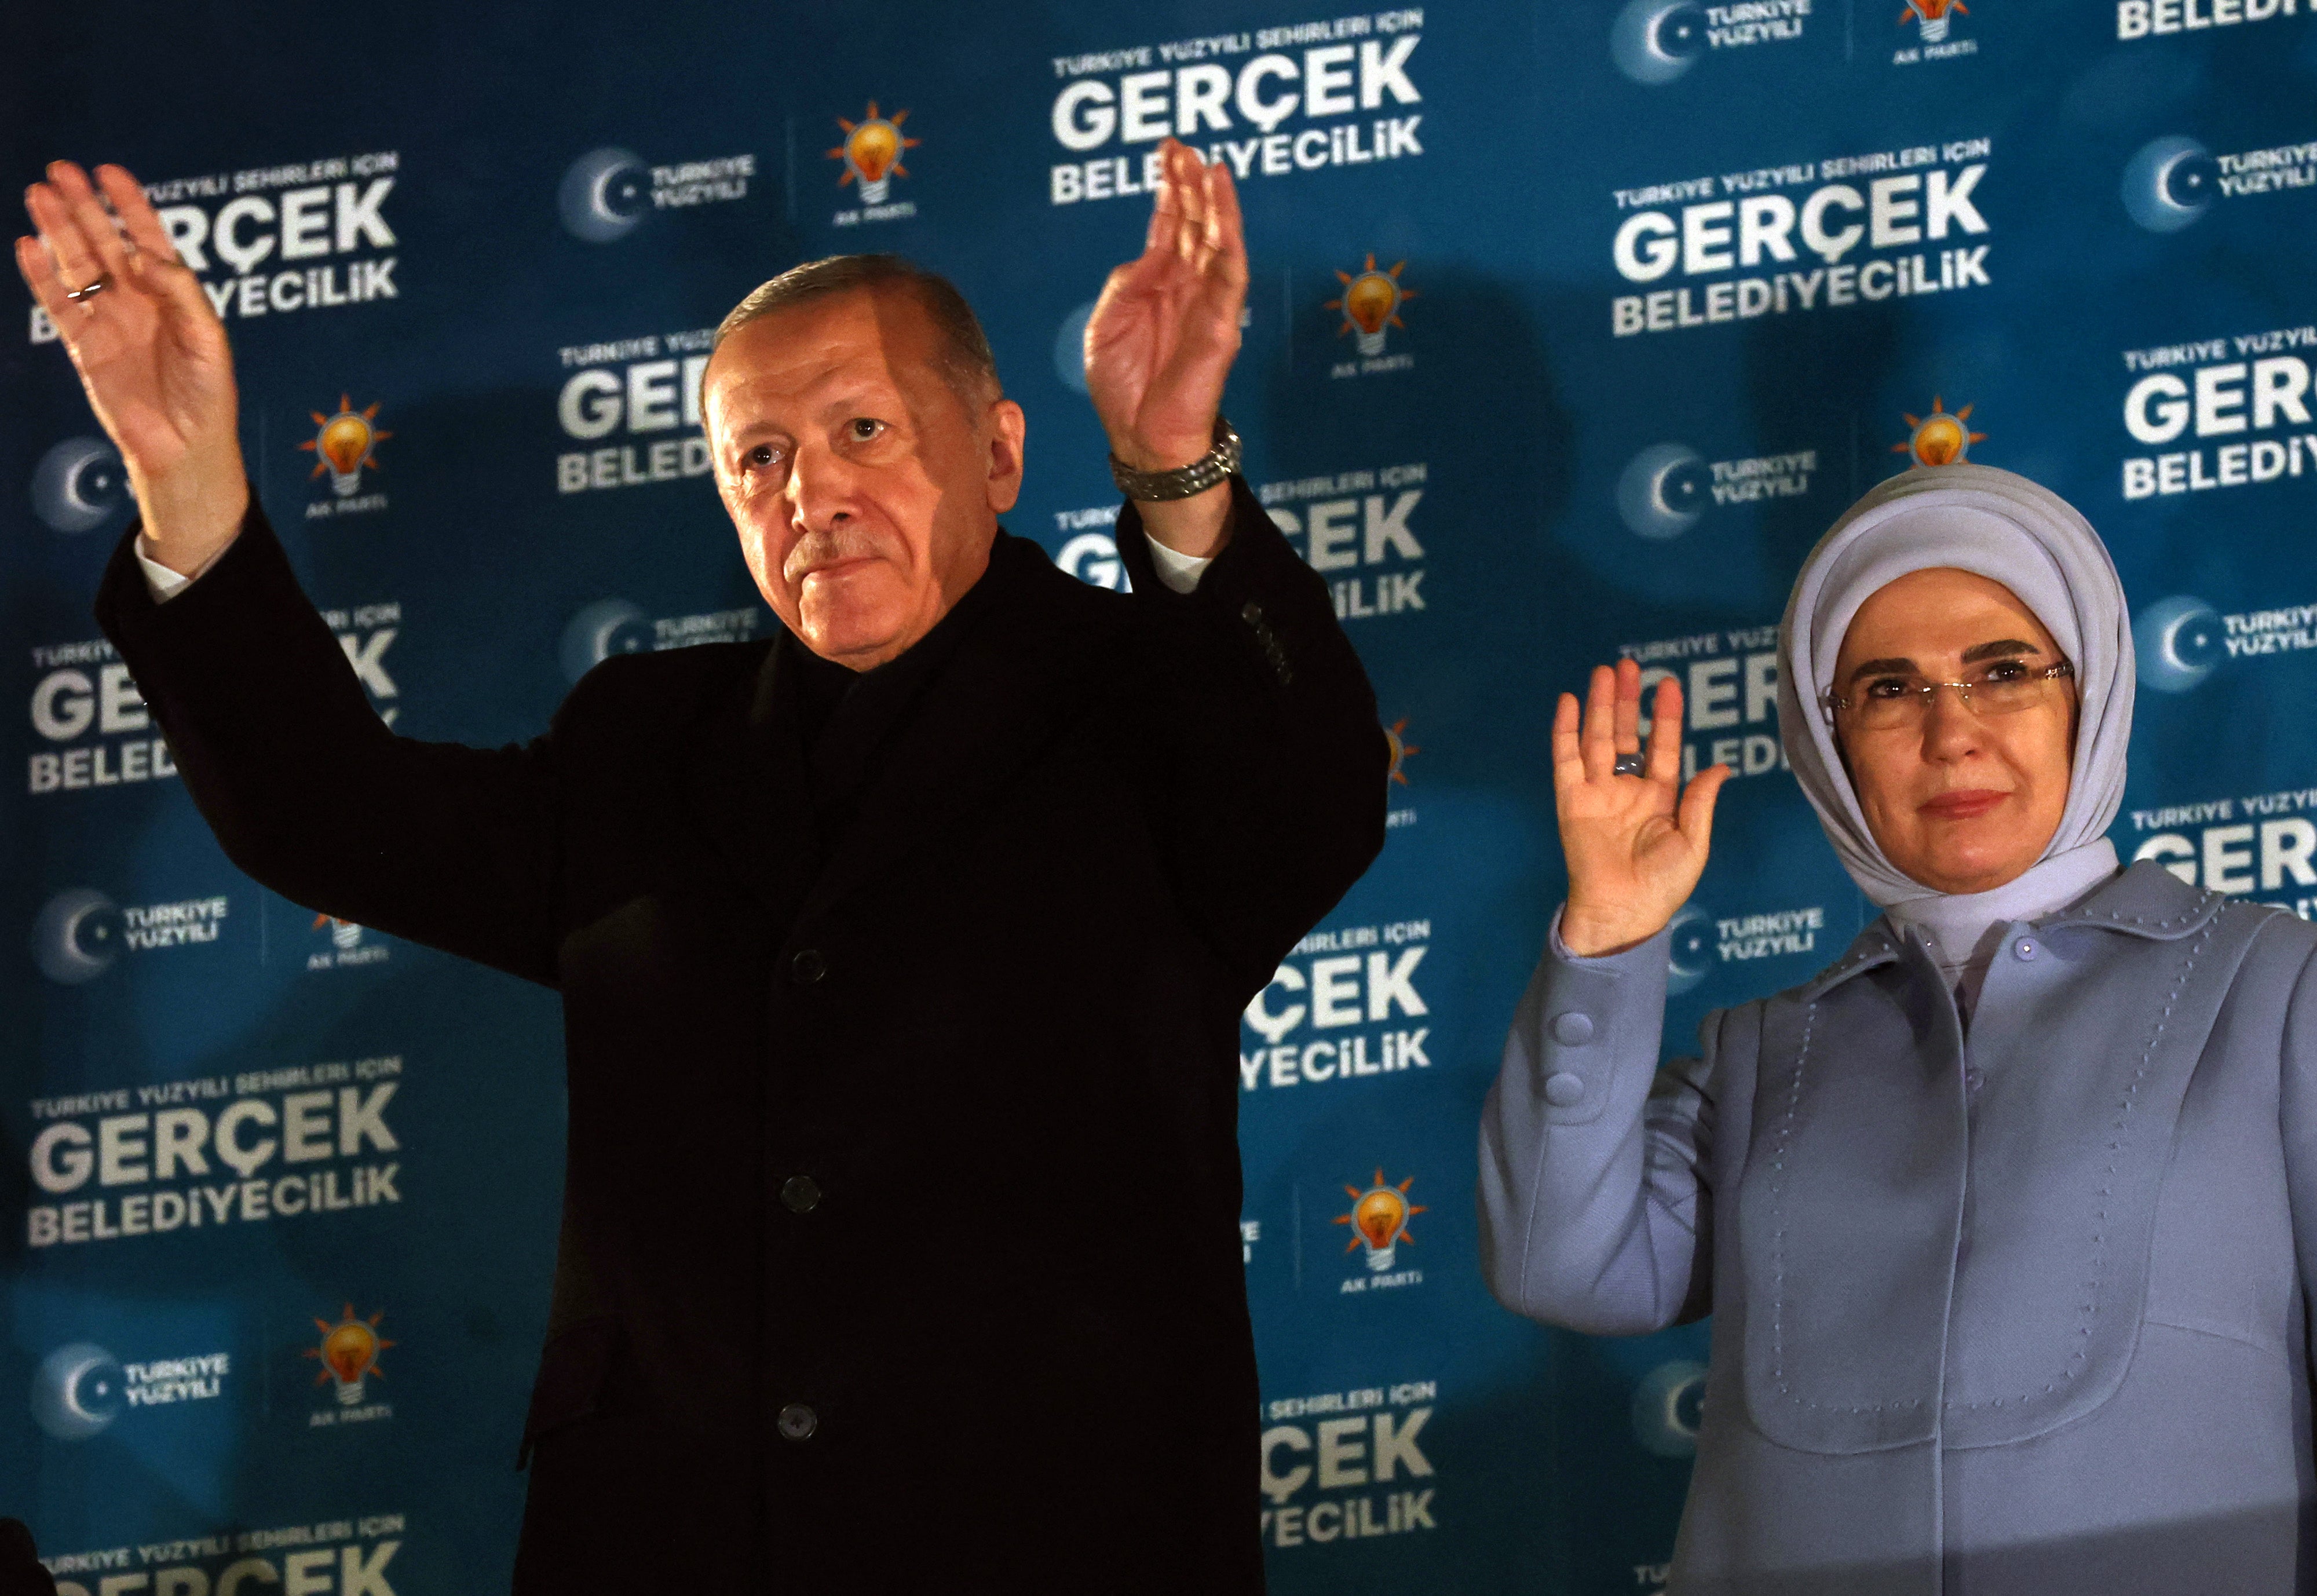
[1563,759,1694,897]
[1554,662,1731,956]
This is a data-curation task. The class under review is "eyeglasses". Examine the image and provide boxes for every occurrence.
[1821,659,2075,732]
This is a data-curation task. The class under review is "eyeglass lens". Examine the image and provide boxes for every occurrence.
[1848,665,2062,728]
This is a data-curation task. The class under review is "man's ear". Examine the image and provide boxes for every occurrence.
[984,399,1027,516]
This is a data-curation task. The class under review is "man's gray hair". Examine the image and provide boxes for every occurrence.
[713,254,1001,406]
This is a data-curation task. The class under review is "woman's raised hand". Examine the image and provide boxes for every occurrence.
[18,161,248,568]
[1554,659,1731,957]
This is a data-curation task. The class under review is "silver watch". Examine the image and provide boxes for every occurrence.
[1109,416,1242,502]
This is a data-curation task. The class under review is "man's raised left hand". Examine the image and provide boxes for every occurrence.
[1083,139,1248,558]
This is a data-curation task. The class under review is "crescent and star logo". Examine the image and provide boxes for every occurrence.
[31,437,133,535]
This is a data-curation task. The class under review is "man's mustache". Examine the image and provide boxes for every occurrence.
[785,527,888,583]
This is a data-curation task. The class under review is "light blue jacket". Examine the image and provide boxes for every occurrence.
[1480,862,2317,1593]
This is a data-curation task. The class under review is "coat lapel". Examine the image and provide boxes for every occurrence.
[1737,931,1967,1456]
[1735,863,2263,1458]
[684,638,825,926]
[791,540,1122,929]
[1936,865,2242,1448]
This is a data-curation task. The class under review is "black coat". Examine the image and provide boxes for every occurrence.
[96,480,1387,1592]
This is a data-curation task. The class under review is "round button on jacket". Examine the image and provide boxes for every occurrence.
[780,1175,823,1214]
[1551,1011,1595,1046]
[2013,937,2038,962]
[1543,1071,1587,1108]
[777,1403,818,1441]
[790,948,827,984]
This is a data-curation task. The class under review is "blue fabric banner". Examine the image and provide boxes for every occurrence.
[8,1,2316,1588]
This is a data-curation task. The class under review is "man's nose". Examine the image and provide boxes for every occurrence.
[787,441,861,532]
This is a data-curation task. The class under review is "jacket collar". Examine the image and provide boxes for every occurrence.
[787,532,1122,927]
[681,633,820,927]
[1792,859,2225,1002]
[1793,925,1905,1002]
[679,530,1080,929]
[2036,857,2225,940]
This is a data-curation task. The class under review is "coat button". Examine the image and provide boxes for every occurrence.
[790,948,827,984]
[2012,937,2038,962]
[1551,1011,1595,1046]
[777,1402,817,1441]
[781,1174,823,1214]
[1964,1068,1985,1093]
[1543,1072,1586,1108]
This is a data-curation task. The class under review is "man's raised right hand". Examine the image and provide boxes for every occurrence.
[19,161,248,572]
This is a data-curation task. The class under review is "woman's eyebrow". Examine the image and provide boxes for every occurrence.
[1845,656,1914,684]
[1961,638,2041,664]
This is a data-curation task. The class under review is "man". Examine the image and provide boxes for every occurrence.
[0,1521,56,1596]
[18,141,1384,1588]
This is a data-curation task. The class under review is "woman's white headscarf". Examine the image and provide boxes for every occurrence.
[1775,463,2134,966]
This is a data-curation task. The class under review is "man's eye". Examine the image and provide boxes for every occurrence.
[847,418,886,442]
[746,444,782,469]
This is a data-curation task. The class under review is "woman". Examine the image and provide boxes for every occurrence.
[1481,462,2317,1593]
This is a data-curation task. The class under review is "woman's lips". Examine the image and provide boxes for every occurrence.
[1920,789,2008,820]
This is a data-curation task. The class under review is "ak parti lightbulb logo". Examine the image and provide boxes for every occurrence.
[304,1303,393,1407]
[1327,255,1417,358]
[1892,395,1985,467]
[828,101,920,206]
[1336,1168,1426,1273]
[299,395,390,498]
[1386,718,1420,786]
[1899,0,1968,41]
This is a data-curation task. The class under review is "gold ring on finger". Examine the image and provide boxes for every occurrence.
[65,275,109,302]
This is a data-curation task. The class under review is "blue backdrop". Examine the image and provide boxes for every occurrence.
[8,1,2317,1589]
